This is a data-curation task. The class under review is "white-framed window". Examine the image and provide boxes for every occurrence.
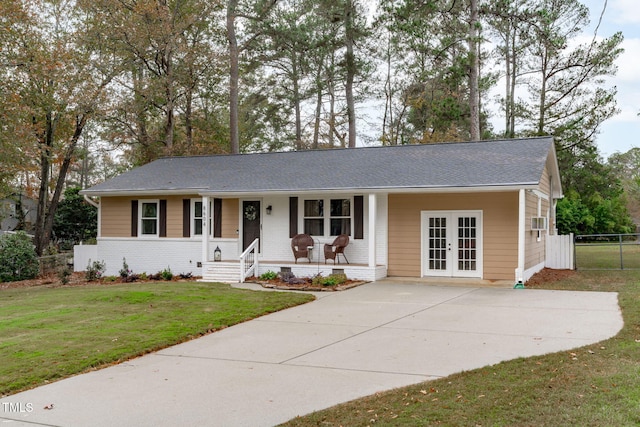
[303,197,351,237]
[193,200,204,236]
[140,200,159,236]
[189,199,213,237]
[304,199,324,236]
[191,199,214,237]
[330,198,351,236]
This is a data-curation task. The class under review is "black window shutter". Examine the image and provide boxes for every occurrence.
[213,198,222,238]
[183,199,190,237]
[354,195,364,239]
[131,200,138,237]
[159,200,167,237]
[289,197,298,237]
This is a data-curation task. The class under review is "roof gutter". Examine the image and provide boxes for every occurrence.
[197,184,541,198]
[83,194,100,208]
[80,188,209,198]
[80,184,541,198]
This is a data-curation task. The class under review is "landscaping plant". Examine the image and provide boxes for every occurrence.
[260,270,278,280]
[0,231,39,282]
[85,259,106,281]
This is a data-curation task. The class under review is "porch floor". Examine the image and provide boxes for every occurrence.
[213,259,370,267]
[202,259,386,283]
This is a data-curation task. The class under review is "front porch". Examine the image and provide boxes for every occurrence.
[201,260,387,283]
[196,192,386,283]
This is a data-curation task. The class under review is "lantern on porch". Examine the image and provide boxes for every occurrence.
[214,246,221,262]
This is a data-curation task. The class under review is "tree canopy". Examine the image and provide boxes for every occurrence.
[0,0,633,245]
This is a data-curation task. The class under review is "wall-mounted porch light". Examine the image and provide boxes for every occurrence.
[266,205,273,215]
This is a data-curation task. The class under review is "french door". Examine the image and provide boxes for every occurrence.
[422,211,482,278]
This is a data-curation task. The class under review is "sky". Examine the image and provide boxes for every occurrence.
[580,0,640,158]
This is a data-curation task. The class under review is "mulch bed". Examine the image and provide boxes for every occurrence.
[2,267,572,291]
[525,268,578,287]
[248,278,368,292]
[0,272,201,290]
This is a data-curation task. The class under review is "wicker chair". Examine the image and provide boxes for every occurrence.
[291,234,314,263]
[324,234,350,264]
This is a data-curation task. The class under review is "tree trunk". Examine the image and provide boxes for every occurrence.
[132,63,150,156]
[328,51,336,148]
[227,0,240,154]
[164,53,175,152]
[40,115,88,254]
[162,0,174,152]
[538,47,549,136]
[383,34,395,145]
[468,0,480,141]
[504,27,512,137]
[313,79,322,149]
[344,0,356,148]
[185,88,193,149]
[508,29,517,138]
[292,51,302,150]
[34,111,54,255]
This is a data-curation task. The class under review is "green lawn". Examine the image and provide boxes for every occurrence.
[0,282,313,396]
[281,270,640,427]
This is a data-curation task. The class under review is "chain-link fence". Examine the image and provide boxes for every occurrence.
[574,233,640,270]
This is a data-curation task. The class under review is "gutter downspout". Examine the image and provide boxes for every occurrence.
[516,189,526,286]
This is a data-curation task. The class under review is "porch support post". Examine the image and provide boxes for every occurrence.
[516,189,525,283]
[368,193,376,267]
[202,195,210,264]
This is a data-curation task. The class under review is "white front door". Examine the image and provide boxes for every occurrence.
[422,211,482,278]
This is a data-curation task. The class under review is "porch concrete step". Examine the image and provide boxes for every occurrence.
[202,262,241,283]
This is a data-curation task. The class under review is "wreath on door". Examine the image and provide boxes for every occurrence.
[244,205,257,221]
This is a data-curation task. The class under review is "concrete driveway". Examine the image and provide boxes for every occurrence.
[0,281,623,427]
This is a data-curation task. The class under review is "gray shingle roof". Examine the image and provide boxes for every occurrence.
[82,137,556,196]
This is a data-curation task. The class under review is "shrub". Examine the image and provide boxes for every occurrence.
[277,271,307,285]
[160,267,173,281]
[0,231,40,282]
[85,259,106,281]
[58,266,72,285]
[53,186,97,246]
[260,270,278,280]
[328,273,347,285]
[312,273,347,287]
[119,257,132,279]
[278,271,296,283]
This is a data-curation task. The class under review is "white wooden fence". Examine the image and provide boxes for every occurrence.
[73,244,98,272]
[546,233,574,270]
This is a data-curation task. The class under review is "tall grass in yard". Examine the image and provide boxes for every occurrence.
[0,282,313,396]
[281,271,640,427]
